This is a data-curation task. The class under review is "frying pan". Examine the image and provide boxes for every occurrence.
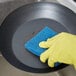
[0,2,76,73]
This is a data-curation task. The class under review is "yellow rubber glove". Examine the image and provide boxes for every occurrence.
[39,32,76,68]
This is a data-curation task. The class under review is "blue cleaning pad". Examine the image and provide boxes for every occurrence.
[25,26,57,56]
[25,26,60,67]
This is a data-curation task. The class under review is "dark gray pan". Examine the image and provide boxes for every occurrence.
[0,2,76,73]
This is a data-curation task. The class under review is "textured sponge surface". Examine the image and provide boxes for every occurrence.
[25,26,57,56]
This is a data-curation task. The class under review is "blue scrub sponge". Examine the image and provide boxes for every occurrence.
[25,26,60,67]
[25,26,57,56]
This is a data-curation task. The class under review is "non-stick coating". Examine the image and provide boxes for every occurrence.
[0,2,76,73]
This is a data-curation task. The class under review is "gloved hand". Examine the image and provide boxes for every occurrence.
[39,32,76,68]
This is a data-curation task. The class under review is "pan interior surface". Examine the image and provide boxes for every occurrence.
[12,18,67,68]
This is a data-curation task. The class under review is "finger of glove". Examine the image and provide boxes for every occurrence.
[47,45,60,67]
[48,47,58,67]
[40,49,51,63]
[48,56,57,67]
[39,32,63,48]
